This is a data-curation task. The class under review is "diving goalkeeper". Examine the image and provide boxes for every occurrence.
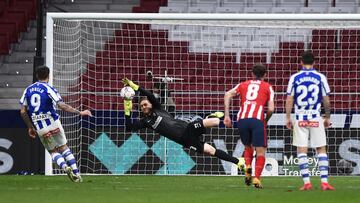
[123,78,244,168]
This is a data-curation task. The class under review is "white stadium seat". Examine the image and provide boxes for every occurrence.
[193,0,221,6]
[335,0,359,7]
[188,6,214,13]
[328,6,356,13]
[271,7,299,13]
[308,0,333,7]
[279,0,306,7]
[222,40,249,52]
[222,0,246,7]
[299,7,328,13]
[249,0,276,7]
[168,0,190,7]
[159,6,187,13]
[215,7,242,13]
[244,7,270,13]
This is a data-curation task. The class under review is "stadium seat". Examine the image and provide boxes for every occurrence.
[159,6,187,13]
[278,0,306,7]
[248,0,276,7]
[308,0,333,7]
[0,34,10,54]
[271,7,299,13]
[188,6,214,13]
[167,0,190,7]
[244,7,270,13]
[193,0,220,7]
[335,0,359,7]
[299,7,329,13]
[215,7,242,13]
[222,0,246,7]
[328,6,356,13]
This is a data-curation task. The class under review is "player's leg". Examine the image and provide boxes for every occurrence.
[57,144,82,182]
[237,119,254,186]
[38,133,69,172]
[251,119,267,189]
[37,125,76,182]
[54,122,82,182]
[310,119,334,190]
[202,143,242,167]
[293,120,312,190]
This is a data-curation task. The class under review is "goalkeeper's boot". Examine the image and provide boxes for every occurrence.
[206,111,224,119]
[321,182,335,191]
[252,178,263,189]
[65,166,77,182]
[299,183,313,191]
[74,174,83,183]
[244,166,252,186]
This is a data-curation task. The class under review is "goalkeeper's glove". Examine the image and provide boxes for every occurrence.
[122,78,139,91]
[124,99,133,116]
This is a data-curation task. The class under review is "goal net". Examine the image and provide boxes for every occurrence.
[47,13,360,176]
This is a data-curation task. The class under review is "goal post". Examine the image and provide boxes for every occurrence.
[46,13,360,176]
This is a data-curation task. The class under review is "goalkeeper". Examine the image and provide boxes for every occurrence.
[123,78,244,169]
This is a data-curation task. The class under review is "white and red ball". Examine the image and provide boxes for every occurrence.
[120,86,135,100]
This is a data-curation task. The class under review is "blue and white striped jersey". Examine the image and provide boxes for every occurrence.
[19,82,62,130]
[286,68,331,121]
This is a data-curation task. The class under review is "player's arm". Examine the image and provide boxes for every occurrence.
[285,95,294,129]
[124,100,146,132]
[265,86,275,123]
[322,96,331,128]
[224,85,238,127]
[321,75,331,128]
[20,106,36,138]
[122,78,161,109]
[285,76,295,129]
[57,102,92,116]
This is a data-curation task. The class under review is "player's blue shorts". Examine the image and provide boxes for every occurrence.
[237,118,267,147]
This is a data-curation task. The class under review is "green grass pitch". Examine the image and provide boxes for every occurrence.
[0,175,359,203]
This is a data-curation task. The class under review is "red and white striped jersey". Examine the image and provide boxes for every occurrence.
[235,80,274,122]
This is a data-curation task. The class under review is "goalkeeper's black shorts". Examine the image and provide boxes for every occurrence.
[179,120,206,153]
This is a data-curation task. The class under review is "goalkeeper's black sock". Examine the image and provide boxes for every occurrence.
[214,149,239,164]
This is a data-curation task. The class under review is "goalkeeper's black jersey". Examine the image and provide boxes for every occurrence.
[125,87,189,143]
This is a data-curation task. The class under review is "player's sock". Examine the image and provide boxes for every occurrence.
[298,153,311,184]
[214,149,239,164]
[61,148,80,175]
[255,155,265,179]
[51,152,68,170]
[244,147,254,167]
[318,153,329,183]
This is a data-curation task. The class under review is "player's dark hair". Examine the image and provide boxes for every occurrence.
[301,51,315,65]
[252,64,267,79]
[140,97,149,103]
[36,66,50,80]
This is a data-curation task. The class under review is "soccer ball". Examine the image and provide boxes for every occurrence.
[120,86,135,100]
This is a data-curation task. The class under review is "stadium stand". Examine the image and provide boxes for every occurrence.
[1,0,360,111]
[0,0,139,109]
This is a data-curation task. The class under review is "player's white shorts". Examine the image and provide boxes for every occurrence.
[36,119,67,151]
[292,117,327,148]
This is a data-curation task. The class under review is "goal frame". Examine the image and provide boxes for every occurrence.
[45,13,360,175]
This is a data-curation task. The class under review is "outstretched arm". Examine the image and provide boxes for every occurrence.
[122,78,161,109]
[224,86,238,127]
[58,102,92,116]
[124,100,146,132]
